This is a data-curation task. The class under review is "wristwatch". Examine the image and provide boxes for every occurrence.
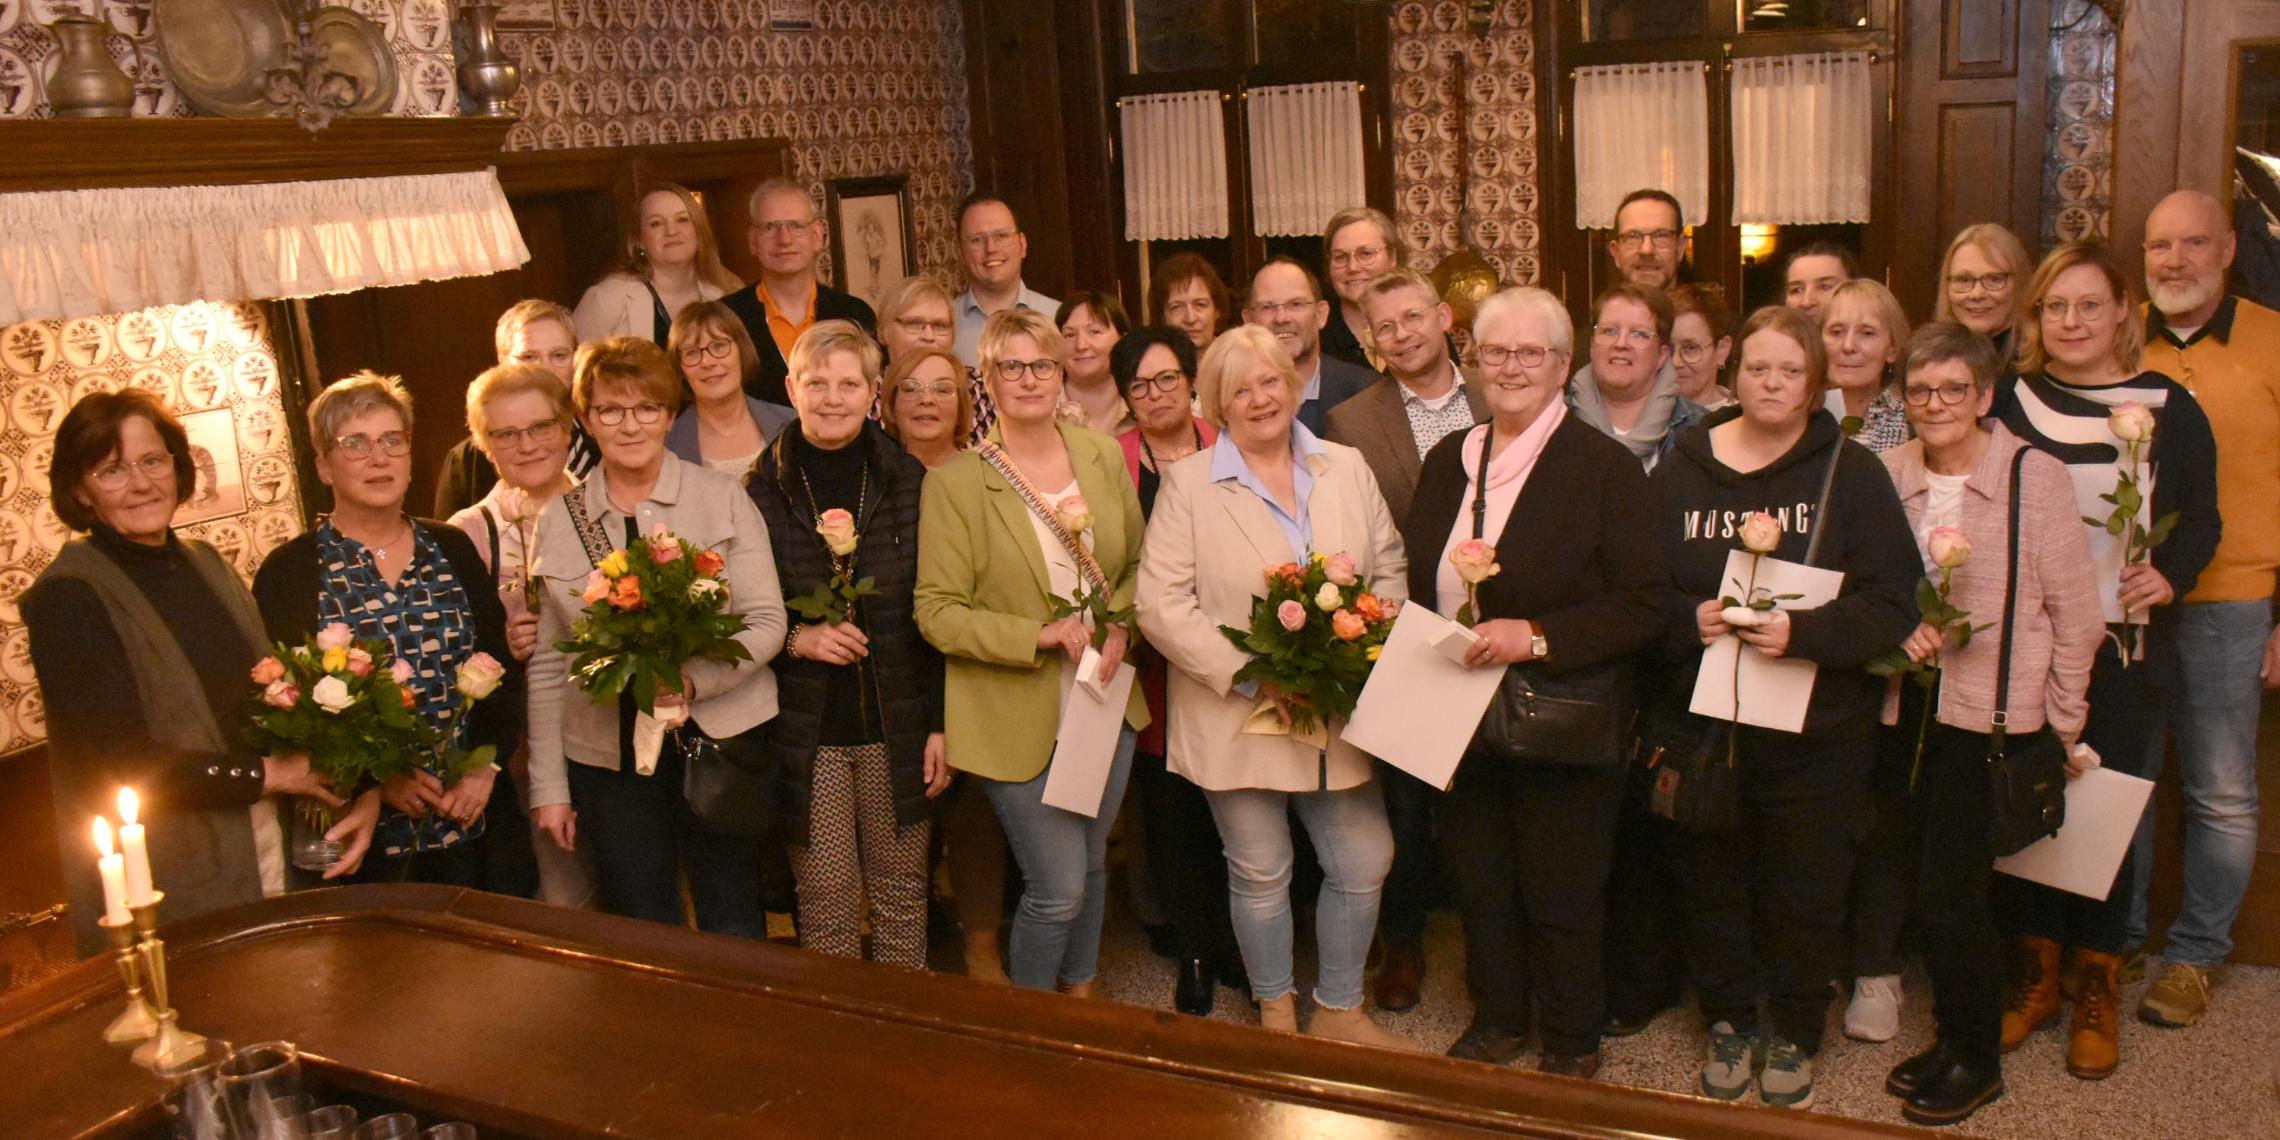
[1529,627,1549,661]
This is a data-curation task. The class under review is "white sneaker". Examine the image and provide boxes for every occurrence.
[1844,974,1903,1042]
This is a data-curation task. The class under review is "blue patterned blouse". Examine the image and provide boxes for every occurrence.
[313,517,485,856]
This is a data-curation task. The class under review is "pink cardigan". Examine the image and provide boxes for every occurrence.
[1116,417,1218,486]
[1880,424,2103,743]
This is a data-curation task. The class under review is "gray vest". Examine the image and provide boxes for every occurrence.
[39,537,276,955]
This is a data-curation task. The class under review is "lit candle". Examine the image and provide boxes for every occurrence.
[92,817,130,926]
[117,788,154,907]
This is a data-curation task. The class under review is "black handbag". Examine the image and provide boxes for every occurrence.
[1462,424,1630,767]
[1630,442,1842,834]
[1985,447,2067,857]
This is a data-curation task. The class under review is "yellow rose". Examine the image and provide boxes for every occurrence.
[598,550,629,578]
[1366,644,1382,662]
[320,646,348,674]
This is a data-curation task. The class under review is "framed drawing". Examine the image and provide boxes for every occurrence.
[768,0,815,30]
[494,0,559,30]
[826,174,914,312]
[173,407,248,527]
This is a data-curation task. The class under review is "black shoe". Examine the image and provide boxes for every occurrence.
[1538,1051,1602,1080]
[1902,1060,2004,1127]
[1214,957,1252,996]
[1601,1008,1661,1038]
[1886,1041,1954,1098]
[1445,1020,1526,1064]
[1144,923,1180,960]
[1174,959,1215,1016]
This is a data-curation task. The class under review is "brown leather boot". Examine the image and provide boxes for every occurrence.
[2000,937,2063,1052]
[2067,950,2121,1080]
[1373,938,1425,1012]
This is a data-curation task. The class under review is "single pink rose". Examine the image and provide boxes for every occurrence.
[581,569,611,604]
[262,679,300,710]
[1449,539,1501,584]
[314,622,354,652]
[1739,511,1783,555]
[390,658,414,685]
[1276,599,1307,632]
[1925,526,1972,570]
[648,534,684,564]
[344,646,374,677]
[250,657,285,685]
[1331,609,1367,641]
[1323,552,1359,587]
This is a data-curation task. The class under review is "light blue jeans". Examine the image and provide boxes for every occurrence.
[1206,783,1394,1010]
[2125,600,2269,966]
[982,727,1136,990]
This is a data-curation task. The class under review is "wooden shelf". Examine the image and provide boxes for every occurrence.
[0,115,519,193]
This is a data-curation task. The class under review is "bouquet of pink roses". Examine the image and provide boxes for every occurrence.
[1218,551,1393,740]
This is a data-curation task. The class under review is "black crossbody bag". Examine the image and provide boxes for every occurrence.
[1985,446,2068,856]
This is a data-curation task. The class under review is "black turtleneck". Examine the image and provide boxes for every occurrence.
[790,430,881,744]
[23,526,267,811]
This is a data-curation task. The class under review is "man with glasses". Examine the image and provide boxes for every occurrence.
[952,194,1058,365]
[1609,189,1690,291]
[434,299,601,516]
[2126,190,2280,1031]
[1323,266,1485,1014]
[1566,284,1703,474]
[1245,256,1382,436]
[723,178,880,407]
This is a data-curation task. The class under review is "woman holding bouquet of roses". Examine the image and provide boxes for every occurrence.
[749,320,947,967]
[254,373,526,893]
[1399,288,1666,1077]
[914,308,1148,995]
[1988,243,2219,1081]
[27,390,372,954]
[526,337,788,936]
[1134,325,1418,1051]
[1859,323,2102,1124]
[447,361,594,908]
[1648,305,1919,1109]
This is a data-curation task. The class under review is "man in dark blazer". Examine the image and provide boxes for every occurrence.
[722,178,878,406]
[1319,265,1485,1014]
[1245,255,1382,437]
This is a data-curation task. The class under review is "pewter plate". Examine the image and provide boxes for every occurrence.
[154,0,292,117]
[309,6,396,115]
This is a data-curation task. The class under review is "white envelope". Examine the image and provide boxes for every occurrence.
[1041,653,1138,818]
[1343,602,1506,791]
[1689,550,1846,732]
[1993,767,2156,900]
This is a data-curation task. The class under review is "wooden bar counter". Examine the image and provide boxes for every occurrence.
[0,886,1929,1138]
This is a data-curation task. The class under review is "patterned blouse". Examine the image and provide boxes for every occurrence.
[313,517,484,856]
[1831,387,1913,454]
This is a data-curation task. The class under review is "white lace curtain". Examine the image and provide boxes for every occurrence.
[1121,90,1229,242]
[1730,52,1873,225]
[1246,81,1365,238]
[0,169,529,325]
[1571,61,1710,230]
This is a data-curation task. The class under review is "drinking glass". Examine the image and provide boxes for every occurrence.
[306,1105,360,1140]
[220,1040,305,1140]
[423,1126,478,1140]
[167,1047,233,1140]
[354,1114,421,1140]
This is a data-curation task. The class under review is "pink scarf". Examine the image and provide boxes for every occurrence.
[1435,402,1566,620]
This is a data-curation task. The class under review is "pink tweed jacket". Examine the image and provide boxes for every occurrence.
[1880,424,2103,744]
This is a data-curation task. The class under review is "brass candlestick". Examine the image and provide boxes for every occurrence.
[97,914,158,1045]
[124,891,210,1072]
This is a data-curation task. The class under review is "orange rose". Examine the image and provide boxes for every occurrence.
[1331,609,1367,641]
[693,549,726,577]
[609,575,645,610]
[1271,562,1303,585]
[1353,593,1385,622]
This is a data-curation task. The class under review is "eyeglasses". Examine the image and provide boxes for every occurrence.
[758,219,812,237]
[1125,369,1188,399]
[511,347,576,369]
[589,402,667,426]
[678,339,734,366]
[992,358,1061,381]
[1370,307,1436,341]
[89,452,173,490]
[332,431,411,459]
[1946,271,2012,295]
[1593,324,1657,349]
[895,378,958,398]
[1476,343,1554,369]
[965,228,1019,250]
[2038,297,2110,322]
[1329,244,1387,269]
[1614,228,1681,252]
[1246,299,1319,319]
[1673,341,1714,365]
[896,316,953,338]
[1901,381,1977,407]
[487,418,565,451]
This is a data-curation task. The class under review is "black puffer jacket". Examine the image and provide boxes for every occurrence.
[748,421,943,839]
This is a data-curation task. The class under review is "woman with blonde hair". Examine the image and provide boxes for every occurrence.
[573,184,742,348]
[1934,223,2033,366]
[1821,279,1914,453]
[880,272,993,441]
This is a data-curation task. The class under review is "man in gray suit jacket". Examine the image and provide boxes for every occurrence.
[1246,256,1382,437]
[1322,268,1487,525]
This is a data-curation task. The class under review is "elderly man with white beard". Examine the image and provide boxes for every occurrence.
[2124,189,2280,1031]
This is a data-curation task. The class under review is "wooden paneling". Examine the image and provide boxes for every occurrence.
[0,117,513,192]
[2111,1,2188,275]
[1942,0,2017,78]
[962,0,1078,298]
[1934,104,2020,238]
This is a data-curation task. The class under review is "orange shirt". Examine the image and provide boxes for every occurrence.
[761,279,817,360]
[2143,295,2280,602]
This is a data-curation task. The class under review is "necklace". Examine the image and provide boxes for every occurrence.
[1138,424,1204,471]
[367,519,413,561]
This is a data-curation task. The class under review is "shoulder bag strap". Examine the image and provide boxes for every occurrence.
[975,440,1109,597]
[1989,446,2031,750]
[560,489,614,570]
[1470,424,1493,540]
[478,505,502,572]
[1801,443,1843,568]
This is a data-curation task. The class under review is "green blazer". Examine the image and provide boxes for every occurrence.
[915,421,1150,782]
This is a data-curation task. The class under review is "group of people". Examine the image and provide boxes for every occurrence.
[28,174,2274,1129]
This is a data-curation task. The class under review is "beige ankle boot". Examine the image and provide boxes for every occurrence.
[1307,1003,1425,1052]
[1257,994,1300,1033]
[1058,980,1096,999]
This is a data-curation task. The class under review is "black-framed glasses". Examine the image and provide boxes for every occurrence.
[678,339,734,366]
[589,402,667,426]
[1477,343,1553,369]
[1946,272,2012,295]
[332,431,411,459]
[487,418,564,451]
[993,358,1061,381]
[1125,369,1188,399]
[1615,228,1681,251]
[1901,381,1977,407]
[90,452,173,490]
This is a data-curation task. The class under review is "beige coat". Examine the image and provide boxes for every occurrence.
[1136,438,1407,792]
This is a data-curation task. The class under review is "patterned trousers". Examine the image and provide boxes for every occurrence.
[793,742,932,968]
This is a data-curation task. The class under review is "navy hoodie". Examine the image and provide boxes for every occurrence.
[1648,408,1921,735]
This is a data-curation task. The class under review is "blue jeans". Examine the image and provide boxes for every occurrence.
[566,751,764,938]
[2127,600,2269,966]
[1206,782,1394,1010]
[981,727,1136,990]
